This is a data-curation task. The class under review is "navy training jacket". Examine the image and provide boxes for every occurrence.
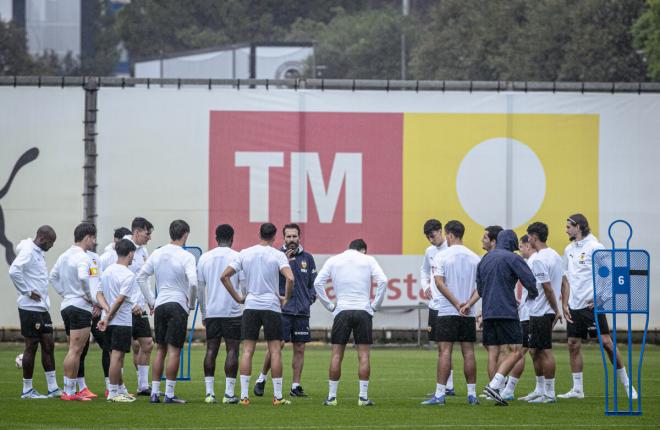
[279,245,317,317]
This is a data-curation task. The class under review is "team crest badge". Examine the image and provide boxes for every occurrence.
[301,260,308,270]
[34,323,41,330]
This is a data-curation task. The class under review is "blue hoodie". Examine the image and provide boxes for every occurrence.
[477,230,538,320]
[278,245,317,317]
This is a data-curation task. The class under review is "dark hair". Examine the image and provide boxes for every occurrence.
[520,234,530,243]
[131,217,154,233]
[36,225,56,240]
[215,224,234,243]
[113,227,131,240]
[169,219,190,241]
[115,238,137,257]
[283,223,301,236]
[74,223,96,242]
[485,225,503,242]
[259,223,277,241]
[423,219,442,237]
[527,222,549,243]
[567,213,591,236]
[444,220,465,239]
[349,238,367,252]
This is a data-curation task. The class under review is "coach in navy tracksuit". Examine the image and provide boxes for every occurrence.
[254,223,317,398]
[461,229,538,405]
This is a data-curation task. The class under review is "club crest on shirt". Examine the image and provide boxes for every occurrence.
[89,267,98,276]
[579,253,586,264]
[300,260,308,272]
[34,322,41,330]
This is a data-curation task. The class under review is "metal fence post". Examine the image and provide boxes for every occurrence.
[83,78,98,244]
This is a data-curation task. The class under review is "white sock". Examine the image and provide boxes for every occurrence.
[447,370,454,390]
[76,377,87,391]
[119,384,127,395]
[617,367,630,387]
[359,380,369,399]
[22,378,33,393]
[108,384,118,399]
[329,380,339,398]
[205,376,215,396]
[534,376,545,394]
[256,372,267,383]
[292,382,300,390]
[240,375,250,399]
[165,379,176,398]
[572,372,583,392]
[502,376,519,396]
[435,383,446,398]
[64,377,75,395]
[138,365,149,390]
[273,377,283,399]
[225,377,236,397]
[489,373,506,390]
[45,371,58,391]
[104,377,110,391]
[544,378,555,398]
[151,380,161,396]
[467,383,476,397]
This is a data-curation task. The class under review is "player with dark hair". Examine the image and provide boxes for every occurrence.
[9,225,61,398]
[50,222,97,401]
[482,226,503,253]
[256,223,317,398]
[197,224,244,404]
[138,220,197,404]
[314,239,388,406]
[559,214,636,399]
[221,223,294,406]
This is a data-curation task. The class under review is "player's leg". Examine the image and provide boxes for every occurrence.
[461,342,478,404]
[239,310,260,404]
[62,327,91,400]
[486,346,501,380]
[423,341,451,405]
[222,337,241,403]
[601,332,636,398]
[203,336,220,402]
[325,311,350,406]
[21,337,42,398]
[256,314,287,395]
[39,328,61,397]
[484,320,523,405]
[135,336,153,394]
[163,304,188,403]
[263,311,288,405]
[150,305,167,402]
[502,319,529,400]
[290,315,310,396]
[355,311,374,406]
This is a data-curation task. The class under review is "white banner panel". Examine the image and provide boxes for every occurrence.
[0,87,84,327]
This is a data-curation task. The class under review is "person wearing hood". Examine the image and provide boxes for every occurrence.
[461,229,537,406]
[9,225,61,399]
[255,223,317,398]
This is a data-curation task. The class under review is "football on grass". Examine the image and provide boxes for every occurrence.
[15,354,23,369]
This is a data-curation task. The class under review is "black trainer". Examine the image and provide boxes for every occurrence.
[483,386,508,406]
[253,380,266,397]
[290,386,307,397]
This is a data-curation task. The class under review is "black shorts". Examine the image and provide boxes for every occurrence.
[61,306,93,335]
[91,314,109,351]
[567,307,610,339]
[521,320,530,348]
[132,312,153,339]
[435,315,476,343]
[428,309,438,340]
[241,309,282,341]
[529,314,554,350]
[282,314,311,343]
[18,309,53,338]
[331,310,373,345]
[107,325,132,353]
[154,303,189,348]
[206,316,242,341]
[482,318,522,346]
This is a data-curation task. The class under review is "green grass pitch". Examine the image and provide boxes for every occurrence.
[0,343,657,429]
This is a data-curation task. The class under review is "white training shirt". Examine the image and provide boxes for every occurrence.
[518,251,537,322]
[9,239,52,312]
[197,246,245,319]
[229,244,289,313]
[563,234,605,310]
[50,245,93,312]
[136,244,197,313]
[314,249,388,317]
[101,263,135,326]
[86,251,102,305]
[530,247,563,317]
[431,244,480,317]
[103,235,151,310]
[99,242,116,271]
[421,241,449,311]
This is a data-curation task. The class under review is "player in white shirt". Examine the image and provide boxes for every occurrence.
[220,223,294,406]
[558,214,636,399]
[49,222,97,401]
[525,222,563,404]
[97,239,138,403]
[420,219,454,396]
[9,225,61,399]
[501,234,540,401]
[421,221,480,406]
[197,224,245,404]
[137,220,197,404]
[314,239,388,407]
[99,227,132,271]
[103,218,155,395]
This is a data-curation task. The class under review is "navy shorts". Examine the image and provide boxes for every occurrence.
[281,314,311,343]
